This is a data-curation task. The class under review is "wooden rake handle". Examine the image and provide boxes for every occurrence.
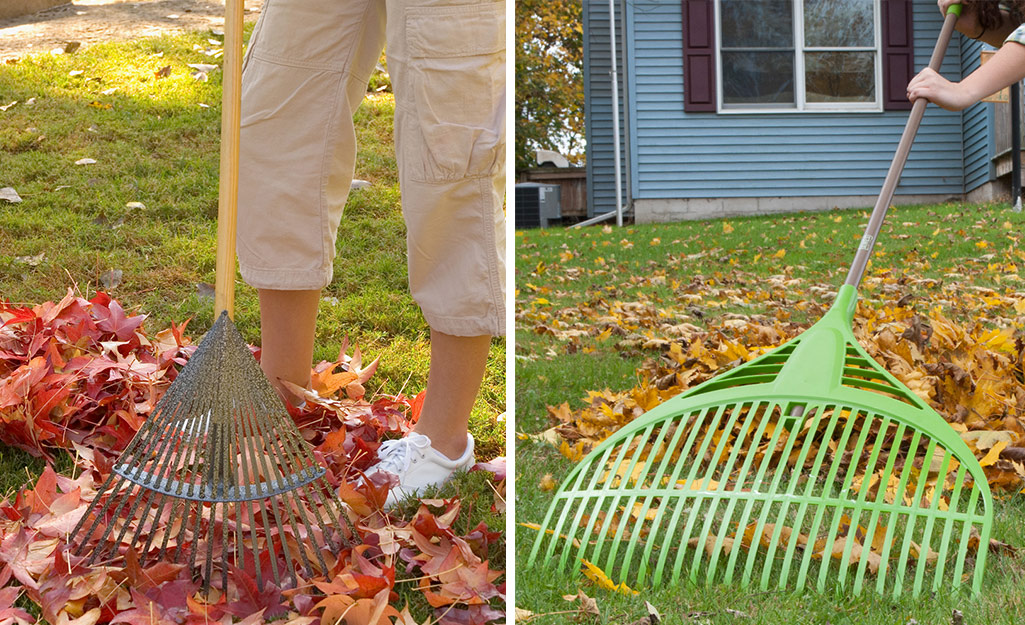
[214,0,245,318]
[844,7,960,288]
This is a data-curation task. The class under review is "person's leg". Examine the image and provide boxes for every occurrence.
[361,0,504,505]
[412,331,491,459]
[236,0,386,400]
[257,288,321,403]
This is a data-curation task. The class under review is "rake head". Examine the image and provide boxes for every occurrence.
[71,312,352,593]
[528,286,994,597]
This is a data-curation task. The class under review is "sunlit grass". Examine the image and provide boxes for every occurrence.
[0,30,504,469]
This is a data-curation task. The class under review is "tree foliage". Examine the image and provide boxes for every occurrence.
[515,0,585,171]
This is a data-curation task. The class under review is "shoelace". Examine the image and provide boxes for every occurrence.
[374,434,432,475]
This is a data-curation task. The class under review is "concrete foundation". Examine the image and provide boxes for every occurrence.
[634,193,967,223]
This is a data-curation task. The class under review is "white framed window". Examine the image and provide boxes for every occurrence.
[716,0,882,113]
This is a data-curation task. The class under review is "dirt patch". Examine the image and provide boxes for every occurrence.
[0,0,263,62]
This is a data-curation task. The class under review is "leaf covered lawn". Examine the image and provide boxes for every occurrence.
[516,204,1025,623]
[0,293,506,625]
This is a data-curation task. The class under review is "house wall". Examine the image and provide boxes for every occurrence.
[584,0,990,222]
[583,0,628,219]
[960,37,995,193]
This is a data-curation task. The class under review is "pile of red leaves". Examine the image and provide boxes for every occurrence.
[0,292,506,625]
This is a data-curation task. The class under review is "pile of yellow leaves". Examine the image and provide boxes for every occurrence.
[544,299,1025,493]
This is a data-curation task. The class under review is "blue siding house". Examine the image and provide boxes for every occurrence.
[584,0,1009,222]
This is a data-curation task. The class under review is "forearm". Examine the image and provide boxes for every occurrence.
[960,41,1025,102]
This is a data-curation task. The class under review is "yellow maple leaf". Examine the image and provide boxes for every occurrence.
[773,248,786,259]
[580,559,639,596]
[723,222,734,234]
[980,440,1009,467]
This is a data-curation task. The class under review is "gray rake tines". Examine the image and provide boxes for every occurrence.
[531,399,991,597]
[71,312,351,593]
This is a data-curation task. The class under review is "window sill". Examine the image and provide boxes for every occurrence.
[715,105,885,115]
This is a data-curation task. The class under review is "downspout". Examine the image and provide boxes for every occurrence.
[1012,81,1021,211]
[574,0,631,229]
[609,0,624,226]
[619,0,633,220]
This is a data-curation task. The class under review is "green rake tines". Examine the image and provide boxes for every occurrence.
[529,5,994,597]
[527,286,993,597]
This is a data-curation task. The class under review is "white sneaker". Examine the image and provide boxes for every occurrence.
[365,432,475,507]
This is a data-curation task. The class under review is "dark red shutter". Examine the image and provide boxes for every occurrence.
[683,0,716,112]
[881,0,915,110]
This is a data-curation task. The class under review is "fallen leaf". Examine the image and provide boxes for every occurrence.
[0,187,22,203]
[100,269,123,289]
[580,559,638,596]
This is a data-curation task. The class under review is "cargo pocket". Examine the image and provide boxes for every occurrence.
[403,2,505,183]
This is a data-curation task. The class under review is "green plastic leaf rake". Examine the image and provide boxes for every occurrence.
[528,6,994,597]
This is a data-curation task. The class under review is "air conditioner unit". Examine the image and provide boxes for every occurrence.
[515,183,561,228]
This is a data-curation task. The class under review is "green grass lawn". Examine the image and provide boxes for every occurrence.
[515,203,1025,623]
[0,32,504,474]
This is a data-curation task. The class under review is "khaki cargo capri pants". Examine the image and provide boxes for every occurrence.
[236,0,506,337]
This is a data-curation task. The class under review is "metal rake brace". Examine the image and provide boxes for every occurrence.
[71,311,352,592]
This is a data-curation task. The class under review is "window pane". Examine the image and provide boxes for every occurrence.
[721,0,794,48]
[722,51,795,105]
[804,0,874,47]
[805,51,875,102]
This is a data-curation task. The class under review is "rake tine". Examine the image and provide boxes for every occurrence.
[692,401,761,582]
[237,395,282,588]
[120,404,193,562]
[138,492,171,563]
[795,406,861,590]
[875,429,923,595]
[257,409,329,575]
[85,474,138,566]
[931,461,967,593]
[756,407,815,588]
[604,420,675,576]
[235,401,266,589]
[624,416,692,584]
[72,399,182,558]
[243,404,298,587]
[774,403,843,590]
[158,497,186,561]
[636,411,705,584]
[739,404,811,588]
[953,484,984,593]
[565,436,632,572]
[836,415,891,590]
[815,408,874,592]
[593,423,659,573]
[227,397,246,578]
[71,469,123,557]
[710,402,779,585]
[892,438,937,598]
[531,440,608,569]
[728,403,800,585]
[666,403,731,584]
[853,421,907,594]
[912,449,952,594]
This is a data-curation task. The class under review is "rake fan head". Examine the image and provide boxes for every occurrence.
[71,312,351,593]
[529,286,994,597]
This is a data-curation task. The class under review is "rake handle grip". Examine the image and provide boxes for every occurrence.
[215,0,245,319]
[844,8,960,288]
